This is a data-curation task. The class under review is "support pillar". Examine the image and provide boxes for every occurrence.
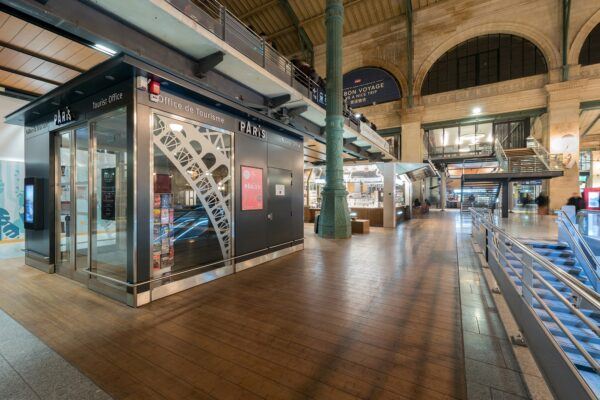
[382,163,396,228]
[545,81,584,211]
[440,171,447,211]
[318,0,351,239]
[501,180,509,218]
[400,107,424,163]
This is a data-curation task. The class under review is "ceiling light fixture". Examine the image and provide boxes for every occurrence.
[472,107,482,115]
[93,43,117,56]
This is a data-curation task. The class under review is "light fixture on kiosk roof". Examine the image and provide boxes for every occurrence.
[472,106,482,115]
[93,43,117,56]
[354,113,362,119]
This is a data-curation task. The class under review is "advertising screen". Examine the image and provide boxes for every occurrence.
[241,166,263,211]
[24,184,34,224]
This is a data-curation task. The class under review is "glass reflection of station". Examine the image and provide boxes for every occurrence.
[7,56,305,307]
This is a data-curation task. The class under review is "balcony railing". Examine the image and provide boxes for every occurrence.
[165,0,391,153]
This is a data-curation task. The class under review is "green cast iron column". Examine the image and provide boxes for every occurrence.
[318,0,351,239]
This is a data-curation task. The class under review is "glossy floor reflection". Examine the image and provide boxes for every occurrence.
[0,212,467,399]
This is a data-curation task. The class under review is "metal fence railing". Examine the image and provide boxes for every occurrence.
[164,0,391,153]
[167,0,327,107]
[470,207,600,399]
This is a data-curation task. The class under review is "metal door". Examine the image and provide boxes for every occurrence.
[267,167,292,246]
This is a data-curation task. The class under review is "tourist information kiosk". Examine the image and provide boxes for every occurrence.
[7,56,305,306]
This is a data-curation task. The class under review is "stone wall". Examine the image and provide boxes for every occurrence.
[313,0,600,205]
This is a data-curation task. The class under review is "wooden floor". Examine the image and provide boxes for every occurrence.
[0,212,466,400]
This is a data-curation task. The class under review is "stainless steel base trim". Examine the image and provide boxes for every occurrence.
[147,264,235,304]
[25,255,54,274]
[235,243,304,273]
[131,244,304,307]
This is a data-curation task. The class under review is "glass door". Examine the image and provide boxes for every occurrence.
[90,108,128,285]
[55,126,90,282]
[55,130,72,274]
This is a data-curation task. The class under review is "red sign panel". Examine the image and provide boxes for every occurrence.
[241,166,263,211]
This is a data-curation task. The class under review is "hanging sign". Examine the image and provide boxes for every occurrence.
[241,166,263,211]
[343,67,401,108]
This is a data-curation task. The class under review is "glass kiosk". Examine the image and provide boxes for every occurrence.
[7,56,305,306]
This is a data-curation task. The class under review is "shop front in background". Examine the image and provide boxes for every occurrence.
[304,164,411,227]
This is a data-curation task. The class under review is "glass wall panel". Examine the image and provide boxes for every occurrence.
[152,113,233,279]
[75,127,89,271]
[91,108,128,282]
[56,131,71,271]
[444,127,459,157]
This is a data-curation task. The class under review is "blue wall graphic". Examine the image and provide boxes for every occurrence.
[0,160,24,241]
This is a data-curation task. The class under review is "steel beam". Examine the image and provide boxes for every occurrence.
[0,65,62,86]
[278,0,314,64]
[405,0,414,107]
[562,0,571,81]
[269,0,366,40]
[0,85,39,101]
[2,0,198,83]
[240,0,279,19]
[0,40,85,73]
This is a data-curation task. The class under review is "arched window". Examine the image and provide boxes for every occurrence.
[422,34,547,96]
[579,23,600,66]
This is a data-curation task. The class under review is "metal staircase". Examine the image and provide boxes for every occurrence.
[460,181,500,212]
[471,208,600,399]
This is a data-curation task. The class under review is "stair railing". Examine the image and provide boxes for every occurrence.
[471,208,600,399]
[494,138,509,171]
[556,209,600,291]
[526,136,563,171]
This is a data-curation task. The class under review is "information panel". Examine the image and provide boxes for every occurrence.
[343,67,402,108]
[241,166,263,211]
[101,168,116,220]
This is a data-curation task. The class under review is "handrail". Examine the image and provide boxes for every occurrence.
[493,243,600,371]
[494,138,508,171]
[83,239,303,288]
[469,208,600,373]
[526,136,563,171]
[162,0,393,156]
[471,208,600,309]
[556,210,600,284]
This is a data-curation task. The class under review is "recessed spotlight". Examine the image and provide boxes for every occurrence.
[472,107,482,115]
[354,113,362,118]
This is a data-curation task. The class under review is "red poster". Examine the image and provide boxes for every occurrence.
[241,166,263,211]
